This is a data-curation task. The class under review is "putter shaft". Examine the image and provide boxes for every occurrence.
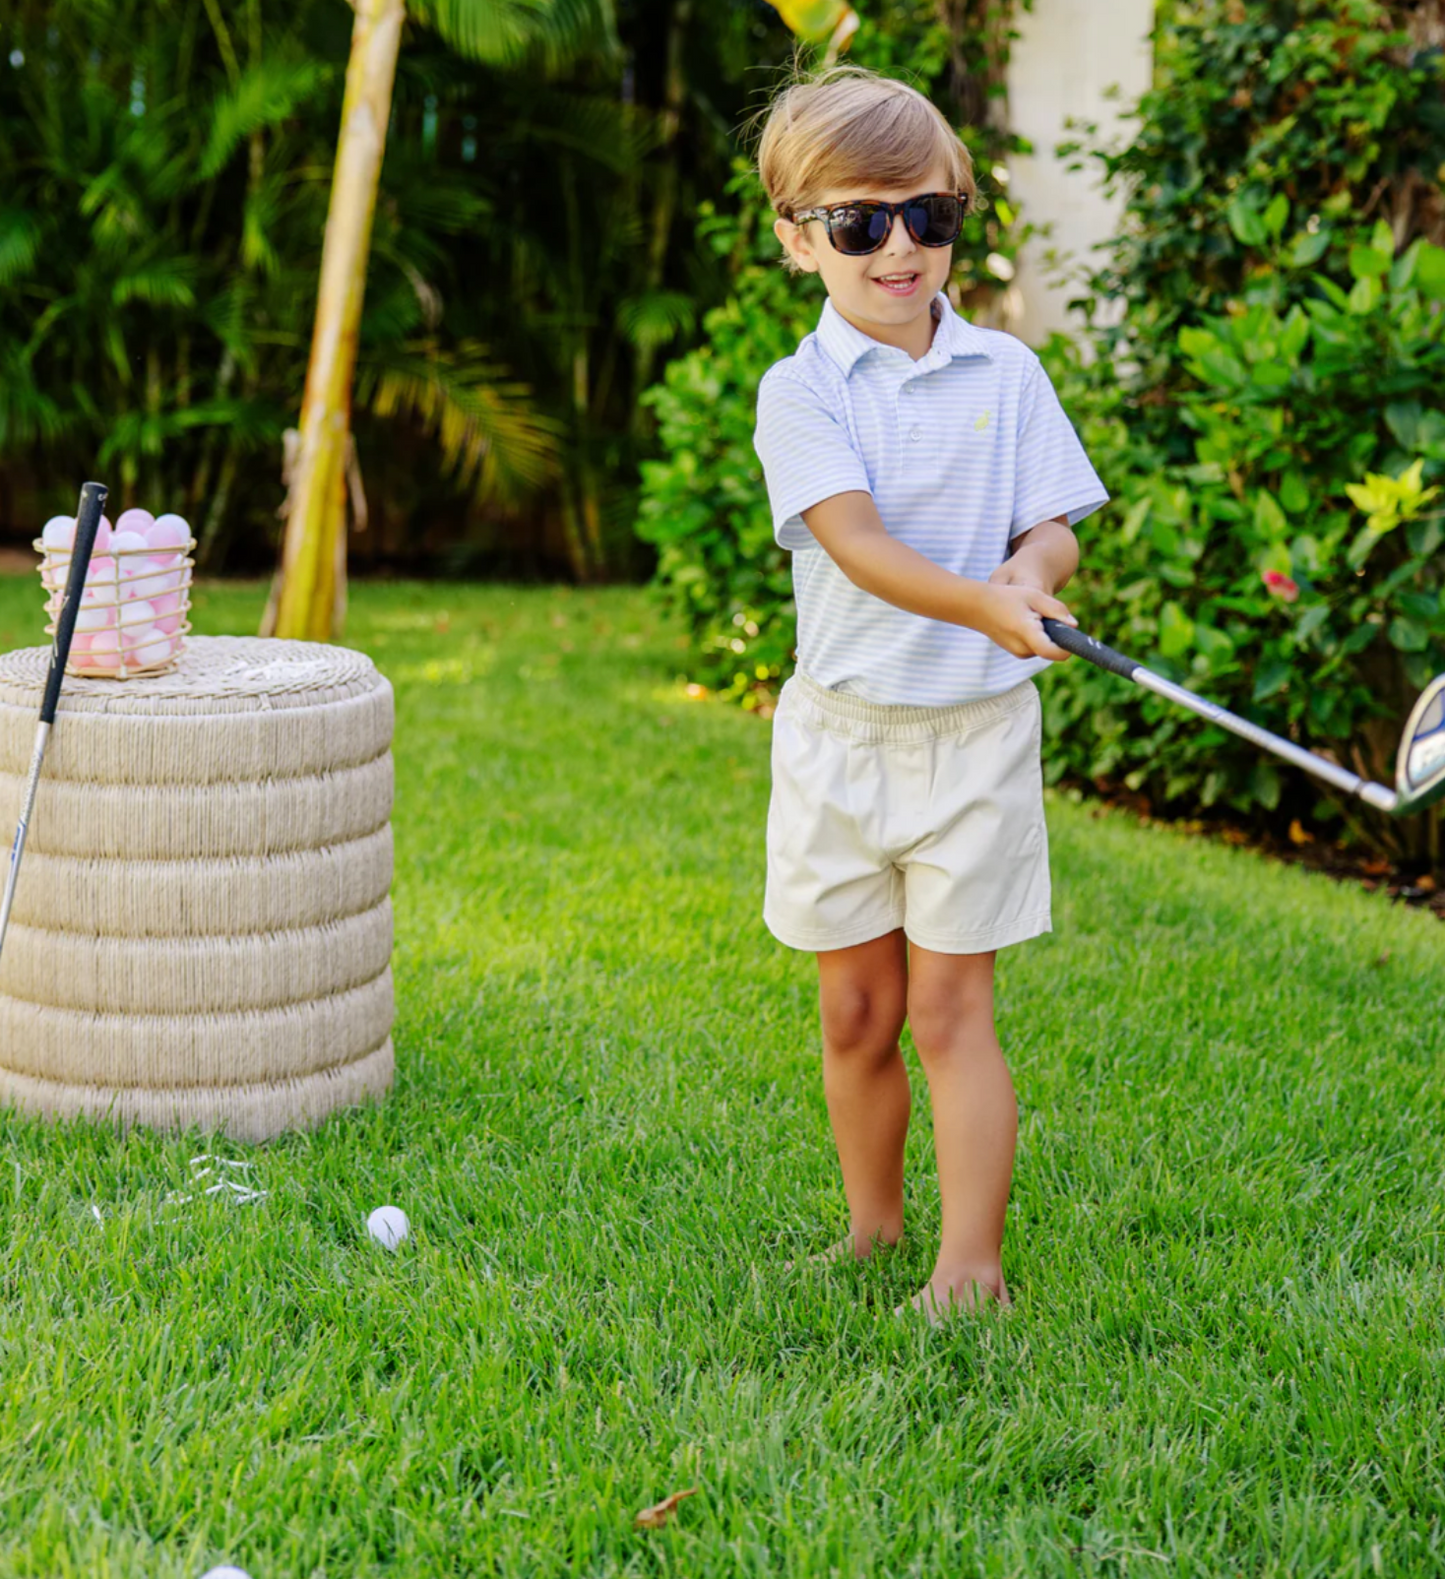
[0,722,51,957]
[1041,619,1400,814]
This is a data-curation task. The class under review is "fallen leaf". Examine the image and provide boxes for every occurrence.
[1416,874,1437,894]
[634,1487,699,1530]
[1287,819,1315,846]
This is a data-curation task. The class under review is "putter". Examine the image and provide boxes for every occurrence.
[1041,618,1445,818]
[0,480,108,965]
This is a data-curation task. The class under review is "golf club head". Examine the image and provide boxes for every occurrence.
[1395,673,1445,815]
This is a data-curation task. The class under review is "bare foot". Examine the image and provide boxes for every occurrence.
[785,1232,901,1273]
[894,1270,1012,1323]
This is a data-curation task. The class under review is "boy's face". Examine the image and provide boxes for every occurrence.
[774,160,955,357]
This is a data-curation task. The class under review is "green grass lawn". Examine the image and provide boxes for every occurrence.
[0,575,1442,1577]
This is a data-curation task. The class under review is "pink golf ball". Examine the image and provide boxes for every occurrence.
[72,633,120,672]
[114,508,155,538]
[148,514,191,551]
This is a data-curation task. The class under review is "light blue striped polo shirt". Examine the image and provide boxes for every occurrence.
[753,292,1109,706]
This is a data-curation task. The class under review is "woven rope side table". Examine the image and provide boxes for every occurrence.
[0,635,395,1141]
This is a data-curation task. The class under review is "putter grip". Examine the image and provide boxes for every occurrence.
[42,480,107,724]
[1040,618,1140,680]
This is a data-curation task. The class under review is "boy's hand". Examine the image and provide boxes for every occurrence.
[972,582,1077,661]
[988,557,1052,593]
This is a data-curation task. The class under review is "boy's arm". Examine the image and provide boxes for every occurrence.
[799,492,1077,662]
[990,517,1079,595]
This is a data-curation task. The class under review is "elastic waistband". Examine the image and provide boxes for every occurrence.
[784,671,1035,743]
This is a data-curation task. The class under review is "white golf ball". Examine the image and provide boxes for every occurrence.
[120,600,157,627]
[199,1567,252,1579]
[367,1205,409,1249]
[110,530,151,575]
[41,515,75,550]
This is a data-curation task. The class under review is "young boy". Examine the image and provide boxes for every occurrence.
[752,67,1108,1321]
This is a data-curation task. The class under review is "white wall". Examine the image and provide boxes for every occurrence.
[1004,0,1155,345]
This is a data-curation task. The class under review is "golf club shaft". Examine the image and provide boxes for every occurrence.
[1041,618,1399,814]
[0,481,108,961]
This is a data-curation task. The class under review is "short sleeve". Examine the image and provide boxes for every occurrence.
[1010,360,1109,538]
[753,370,873,552]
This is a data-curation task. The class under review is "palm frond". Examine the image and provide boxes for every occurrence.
[242,185,283,278]
[409,0,552,66]
[111,258,199,309]
[355,339,561,505]
[199,58,332,181]
[98,397,287,467]
[0,345,70,452]
[0,209,42,287]
[616,290,697,354]
[411,0,617,71]
[517,90,662,174]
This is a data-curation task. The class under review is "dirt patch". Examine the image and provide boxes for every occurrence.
[0,550,36,575]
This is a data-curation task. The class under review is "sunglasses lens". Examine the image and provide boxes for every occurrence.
[908,194,963,247]
[829,204,891,255]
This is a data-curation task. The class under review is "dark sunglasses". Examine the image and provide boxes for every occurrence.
[788,191,969,256]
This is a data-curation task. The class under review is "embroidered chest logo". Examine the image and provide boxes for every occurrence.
[975,410,991,432]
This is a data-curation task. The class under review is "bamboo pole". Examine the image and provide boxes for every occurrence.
[266,0,405,641]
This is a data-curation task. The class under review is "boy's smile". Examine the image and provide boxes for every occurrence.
[774,160,956,362]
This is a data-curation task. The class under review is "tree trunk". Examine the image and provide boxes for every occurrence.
[264,0,404,642]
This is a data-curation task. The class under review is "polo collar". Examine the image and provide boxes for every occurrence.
[815,292,993,375]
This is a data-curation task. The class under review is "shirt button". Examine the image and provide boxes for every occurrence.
[909,427,923,442]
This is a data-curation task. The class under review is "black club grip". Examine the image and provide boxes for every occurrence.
[1041,618,1141,680]
[42,480,107,724]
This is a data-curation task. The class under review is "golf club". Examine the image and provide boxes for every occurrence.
[1041,617,1445,818]
[0,479,108,964]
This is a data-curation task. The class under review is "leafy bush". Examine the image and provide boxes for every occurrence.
[1040,0,1445,862]
[637,168,820,704]
[1040,225,1445,855]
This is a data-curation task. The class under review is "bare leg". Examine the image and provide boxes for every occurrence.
[901,944,1016,1318]
[810,928,911,1260]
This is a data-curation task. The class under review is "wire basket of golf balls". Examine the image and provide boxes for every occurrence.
[35,508,195,679]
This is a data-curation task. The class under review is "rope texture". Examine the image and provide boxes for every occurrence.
[0,636,395,1136]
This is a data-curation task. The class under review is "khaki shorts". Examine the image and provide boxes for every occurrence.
[764,672,1051,955]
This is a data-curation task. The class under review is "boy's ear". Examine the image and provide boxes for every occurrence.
[774,216,819,275]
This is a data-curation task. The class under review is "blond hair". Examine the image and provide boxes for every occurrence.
[756,65,976,227]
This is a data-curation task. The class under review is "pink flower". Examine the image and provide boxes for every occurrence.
[1262,569,1300,603]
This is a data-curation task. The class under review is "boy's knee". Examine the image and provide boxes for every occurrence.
[906,982,994,1061]
[820,983,905,1058]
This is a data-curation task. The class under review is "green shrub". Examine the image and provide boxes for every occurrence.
[1040,227,1445,855]
[1042,0,1445,862]
[636,168,819,705]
